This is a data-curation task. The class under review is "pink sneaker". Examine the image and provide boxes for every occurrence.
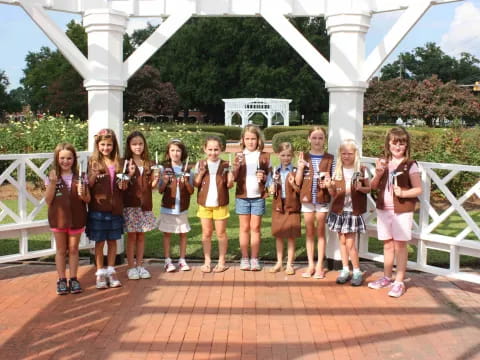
[368,276,392,289]
[388,282,406,298]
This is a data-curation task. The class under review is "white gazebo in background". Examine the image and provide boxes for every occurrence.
[223,98,291,127]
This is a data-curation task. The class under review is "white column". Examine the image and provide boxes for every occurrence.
[324,12,371,265]
[83,9,128,152]
[83,9,128,259]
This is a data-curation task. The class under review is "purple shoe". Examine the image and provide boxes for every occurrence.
[388,282,406,298]
[367,276,392,289]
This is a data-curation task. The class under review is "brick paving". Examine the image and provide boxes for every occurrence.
[0,262,479,360]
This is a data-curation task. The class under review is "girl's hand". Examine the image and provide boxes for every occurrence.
[269,184,276,195]
[393,185,402,197]
[375,158,387,176]
[227,171,234,184]
[256,169,265,183]
[128,159,136,177]
[119,179,128,190]
[48,169,58,183]
[198,160,207,174]
[297,152,308,169]
[163,170,172,184]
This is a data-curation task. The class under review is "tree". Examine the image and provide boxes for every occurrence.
[380,42,480,84]
[124,65,179,118]
[365,75,480,126]
[131,17,330,123]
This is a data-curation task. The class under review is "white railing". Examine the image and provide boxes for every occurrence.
[0,152,93,262]
[359,157,480,284]
[1,152,479,283]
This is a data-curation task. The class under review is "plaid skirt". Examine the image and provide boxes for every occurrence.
[327,211,366,234]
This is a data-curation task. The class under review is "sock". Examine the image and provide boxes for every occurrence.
[165,257,172,264]
[342,266,349,273]
[107,266,115,274]
[353,268,361,275]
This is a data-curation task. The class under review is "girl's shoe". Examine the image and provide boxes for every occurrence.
[137,266,151,279]
[164,258,176,273]
[269,263,283,273]
[106,268,122,288]
[285,265,295,275]
[240,258,250,271]
[336,270,350,284]
[178,259,191,271]
[350,272,363,287]
[56,278,69,295]
[250,258,262,271]
[301,268,315,278]
[95,270,108,289]
[127,267,140,280]
[388,282,406,298]
[69,278,83,294]
[368,276,392,289]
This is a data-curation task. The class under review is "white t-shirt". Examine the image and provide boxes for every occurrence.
[205,159,220,207]
[342,168,354,211]
[244,149,261,198]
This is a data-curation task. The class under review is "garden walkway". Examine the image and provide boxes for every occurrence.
[0,262,479,360]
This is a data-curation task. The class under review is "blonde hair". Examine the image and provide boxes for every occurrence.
[333,139,361,181]
[276,142,293,155]
[89,128,121,173]
[383,127,411,160]
[53,143,78,176]
[240,124,265,151]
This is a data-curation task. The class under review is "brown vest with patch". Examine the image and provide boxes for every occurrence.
[376,160,418,213]
[234,151,270,199]
[48,175,87,229]
[123,164,153,211]
[330,166,368,216]
[161,164,193,212]
[89,168,124,216]
[271,167,301,214]
[299,152,334,204]
[196,159,230,207]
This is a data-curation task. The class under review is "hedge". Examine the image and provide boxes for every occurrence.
[264,125,314,140]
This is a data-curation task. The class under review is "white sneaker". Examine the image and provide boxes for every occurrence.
[250,258,262,271]
[164,259,176,273]
[178,259,191,271]
[95,269,108,289]
[106,267,122,288]
[127,267,140,280]
[240,258,250,271]
[137,266,151,279]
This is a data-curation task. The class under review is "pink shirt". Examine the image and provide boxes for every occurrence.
[45,174,73,190]
[383,162,419,209]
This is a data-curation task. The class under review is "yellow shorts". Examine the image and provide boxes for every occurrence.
[197,204,230,220]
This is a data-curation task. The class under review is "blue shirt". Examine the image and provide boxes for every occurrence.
[159,165,194,215]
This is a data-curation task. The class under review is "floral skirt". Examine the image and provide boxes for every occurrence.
[123,207,157,233]
[327,211,366,234]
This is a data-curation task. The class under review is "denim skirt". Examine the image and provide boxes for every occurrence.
[86,211,124,242]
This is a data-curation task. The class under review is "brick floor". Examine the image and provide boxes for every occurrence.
[0,262,479,360]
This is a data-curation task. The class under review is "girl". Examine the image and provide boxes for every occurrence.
[87,128,133,289]
[326,139,370,286]
[295,126,335,279]
[194,136,234,273]
[158,139,194,272]
[268,142,301,275]
[368,127,422,297]
[123,131,159,280]
[45,143,90,295]
[232,124,270,271]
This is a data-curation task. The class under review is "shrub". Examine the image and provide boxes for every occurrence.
[272,130,309,152]
[264,125,313,140]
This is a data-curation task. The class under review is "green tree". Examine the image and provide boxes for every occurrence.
[132,17,329,123]
[380,42,480,84]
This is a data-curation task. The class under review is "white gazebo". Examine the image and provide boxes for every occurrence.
[223,98,291,127]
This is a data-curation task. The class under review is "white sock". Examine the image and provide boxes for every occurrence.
[342,266,350,273]
[353,268,361,274]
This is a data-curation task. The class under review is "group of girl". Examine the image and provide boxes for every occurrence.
[46,125,421,299]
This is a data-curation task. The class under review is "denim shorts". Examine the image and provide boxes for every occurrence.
[235,198,265,216]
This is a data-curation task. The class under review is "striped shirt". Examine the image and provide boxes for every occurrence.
[310,153,336,204]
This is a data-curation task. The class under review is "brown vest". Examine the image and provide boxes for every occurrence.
[299,152,334,203]
[48,175,87,229]
[330,167,368,215]
[160,165,193,212]
[123,164,153,211]
[197,159,230,207]
[235,151,270,198]
[376,160,418,213]
[88,167,124,216]
[271,166,301,214]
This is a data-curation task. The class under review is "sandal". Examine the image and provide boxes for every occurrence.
[200,264,212,273]
[213,264,229,273]
[285,265,295,275]
[301,268,315,278]
[313,271,326,279]
[269,263,283,273]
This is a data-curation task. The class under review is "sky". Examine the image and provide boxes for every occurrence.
[1,0,480,90]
